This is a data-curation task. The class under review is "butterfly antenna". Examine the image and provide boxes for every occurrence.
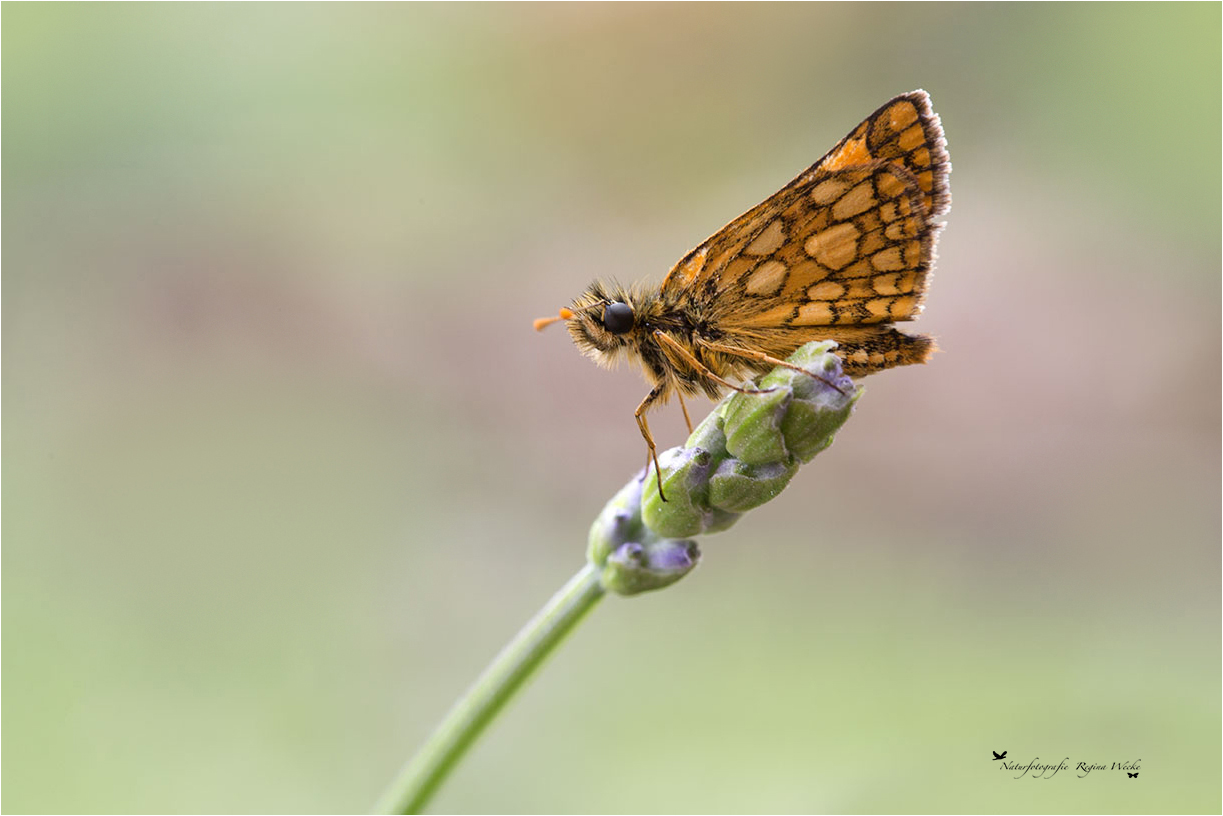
[532,307,575,332]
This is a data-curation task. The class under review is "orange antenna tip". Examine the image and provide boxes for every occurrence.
[532,308,575,332]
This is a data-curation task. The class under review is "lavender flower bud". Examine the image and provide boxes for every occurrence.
[585,341,859,595]
[587,477,701,596]
[643,341,859,538]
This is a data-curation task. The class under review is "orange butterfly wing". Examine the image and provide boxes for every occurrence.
[660,90,950,374]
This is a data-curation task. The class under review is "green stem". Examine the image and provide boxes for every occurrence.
[375,562,606,814]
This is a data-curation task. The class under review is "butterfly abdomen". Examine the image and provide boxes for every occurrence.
[824,326,934,376]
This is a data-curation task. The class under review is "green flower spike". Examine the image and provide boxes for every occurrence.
[377,340,862,813]
[586,475,702,596]
[601,337,860,562]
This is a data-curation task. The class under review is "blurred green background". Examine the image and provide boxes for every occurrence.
[4,4,1219,813]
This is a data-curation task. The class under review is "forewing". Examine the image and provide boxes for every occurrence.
[818,89,950,218]
[719,162,936,328]
[661,90,949,329]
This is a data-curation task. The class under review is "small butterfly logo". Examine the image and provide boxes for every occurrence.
[1128,772,1138,778]
[992,750,1007,760]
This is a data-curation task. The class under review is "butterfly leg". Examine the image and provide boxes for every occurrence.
[676,390,694,435]
[634,384,668,502]
[696,338,849,395]
[652,330,777,396]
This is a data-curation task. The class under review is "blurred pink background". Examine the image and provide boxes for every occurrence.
[4,4,1218,813]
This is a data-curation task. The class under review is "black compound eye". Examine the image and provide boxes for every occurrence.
[602,302,634,334]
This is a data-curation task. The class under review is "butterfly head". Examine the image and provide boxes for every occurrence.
[535,281,658,370]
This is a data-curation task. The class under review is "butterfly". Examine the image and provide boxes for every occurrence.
[536,90,950,498]
[992,750,1007,760]
[1128,772,1138,778]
